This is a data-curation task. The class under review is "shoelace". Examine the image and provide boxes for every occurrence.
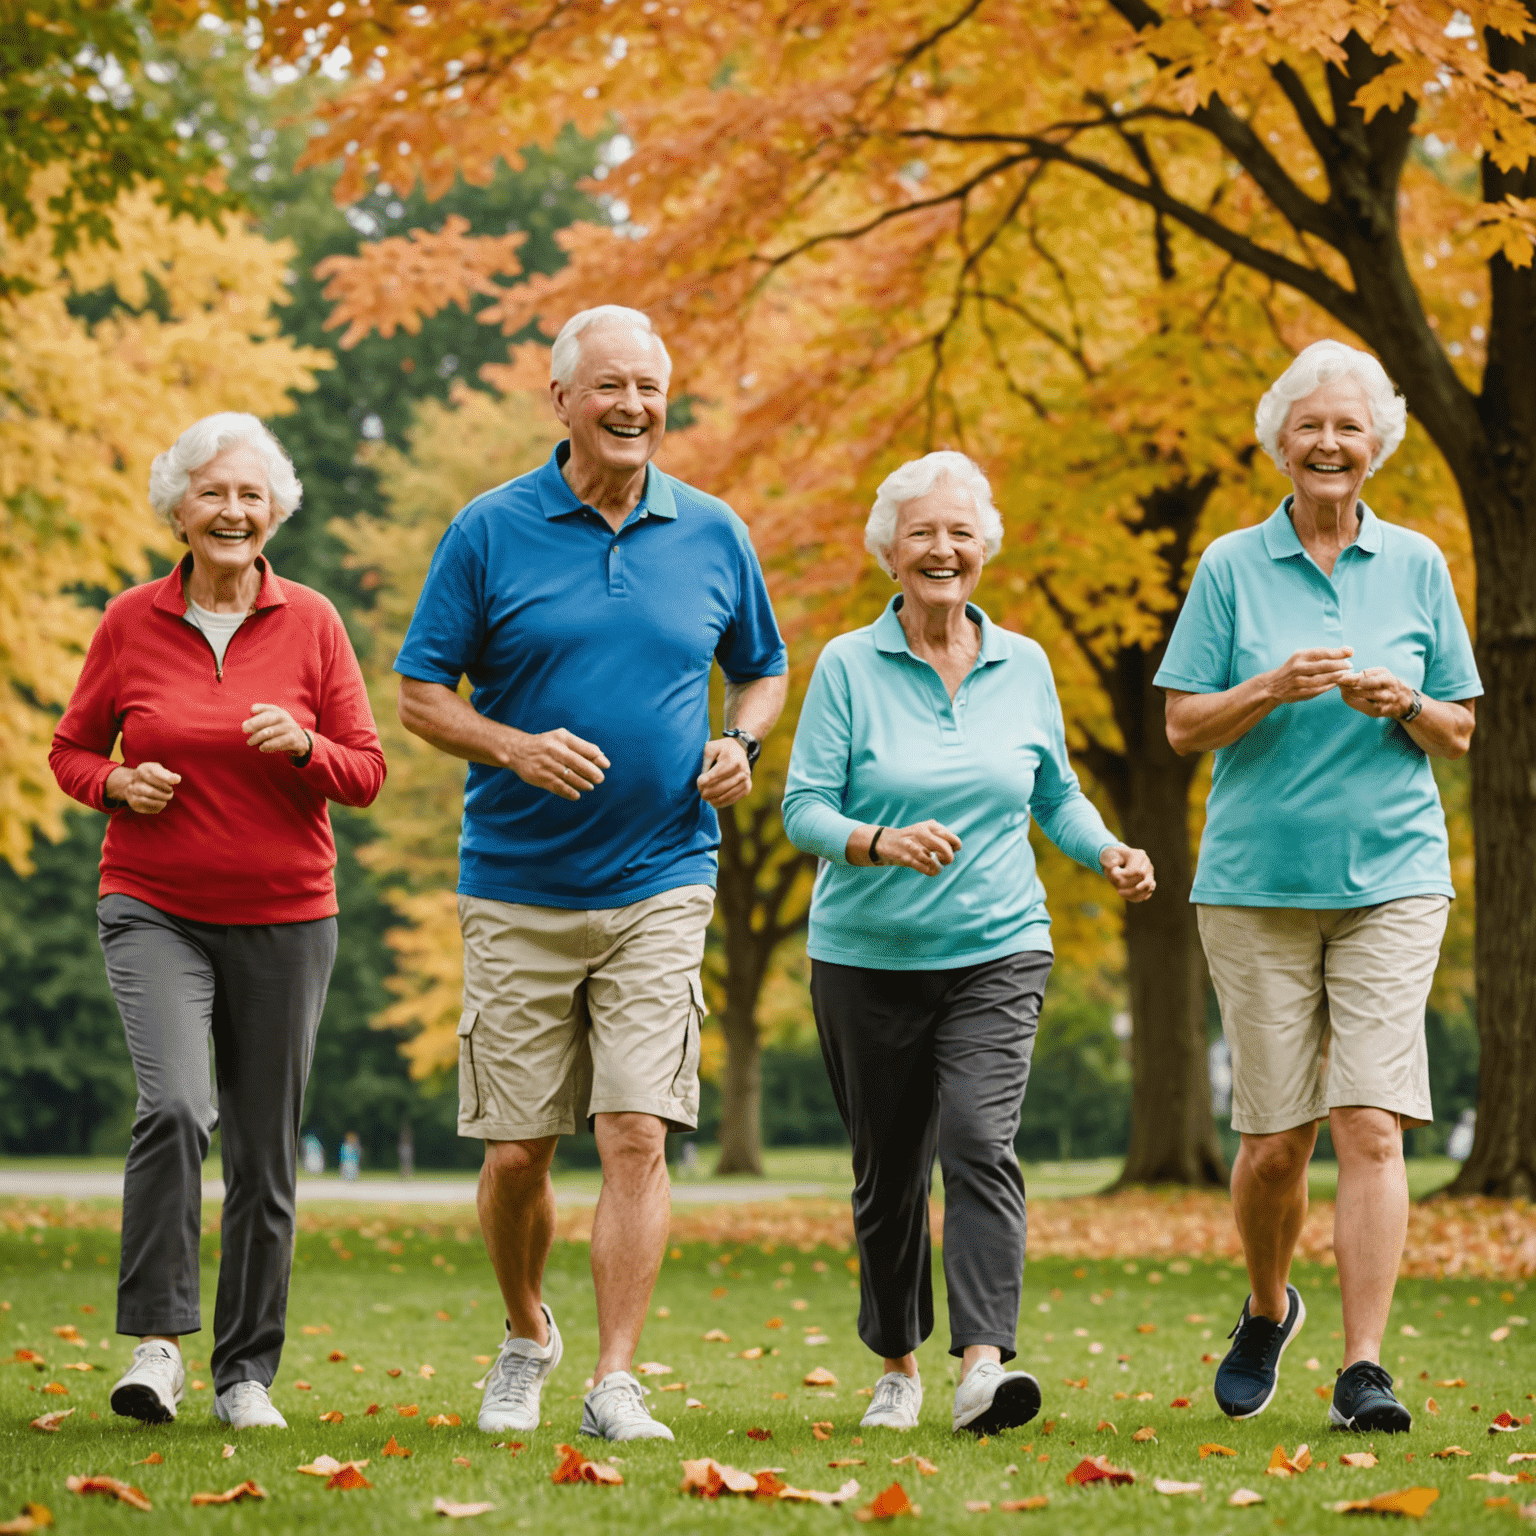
[223,1383,266,1407]
[870,1375,913,1415]
[1343,1361,1396,1398]
[1225,1310,1283,1367]
[594,1377,652,1424]
[485,1346,546,1405]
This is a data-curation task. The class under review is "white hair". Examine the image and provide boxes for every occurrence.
[148,412,302,535]
[549,304,672,387]
[1255,339,1407,475]
[864,451,1003,577]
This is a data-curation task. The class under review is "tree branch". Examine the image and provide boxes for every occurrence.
[1036,573,1115,697]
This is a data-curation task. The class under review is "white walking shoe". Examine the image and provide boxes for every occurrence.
[860,1370,923,1430]
[951,1360,1042,1435]
[110,1340,184,1424]
[478,1304,563,1434]
[579,1370,675,1442]
[214,1381,288,1430]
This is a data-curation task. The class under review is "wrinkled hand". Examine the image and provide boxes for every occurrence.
[1101,845,1156,903]
[1266,647,1355,704]
[243,702,311,757]
[697,737,751,809]
[877,820,963,877]
[507,726,609,802]
[106,761,181,815]
[1339,667,1415,720]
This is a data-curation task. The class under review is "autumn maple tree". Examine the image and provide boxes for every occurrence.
[263,0,1530,1190]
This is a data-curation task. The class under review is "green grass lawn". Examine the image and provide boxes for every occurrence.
[1,1216,1531,1532]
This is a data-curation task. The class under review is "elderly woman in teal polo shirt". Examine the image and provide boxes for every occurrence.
[783,450,1154,1438]
[1156,339,1481,1437]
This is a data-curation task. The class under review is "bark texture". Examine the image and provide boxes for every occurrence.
[711,798,817,1175]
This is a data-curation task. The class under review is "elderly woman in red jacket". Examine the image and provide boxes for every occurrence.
[50,412,385,1432]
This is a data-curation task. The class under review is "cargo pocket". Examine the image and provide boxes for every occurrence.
[456,1009,482,1122]
[670,976,706,1099]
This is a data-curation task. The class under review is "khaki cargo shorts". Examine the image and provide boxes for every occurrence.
[1198,895,1449,1136]
[456,884,714,1141]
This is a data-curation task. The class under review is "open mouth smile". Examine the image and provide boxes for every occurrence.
[920,568,960,580]
[603,423,647,439]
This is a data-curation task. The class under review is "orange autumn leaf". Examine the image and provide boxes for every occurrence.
[998,1496,1049,1512]
[427,1414,462,1428]
[765,1318,784,1330]
[1199,1444,1237,1458]
[551,1444,622,1486]
[812,1422,834,1441]
[753,1472,788,1500]
[891,1456,938,1475]
[855,1481,916,1522]
[302,1325,332,1336]
[189,1482,266,1506]
[319,1411,344,1424]
[1426,1397,1441,1414]
[804,1367,838,1387]
[397,1405,419,1416]
[1266,1444,1312,1477]
[39,1383,67,1397]
[327,1350,346,1362]
[680,1458,758,1497]
[381,1436,412,1458]
[1341,1453,1379,1468]
[11,1350,46,1366]
[1329,1487,1440,1517]
[133,1453,163,1466]
[0,1503,53,1535]
[326,1466,372,1491]
[830,1459,867,1468]
[432,1498,497,1519]
[65,1477,152,1512]
[1095,1421,1117,1435]
[29,1410,72,1433]
[1065,1456,1135,1486]
[1061,1377,1089,1391]
[779,1479,863,1506]
[1436,1379,1467,1388]
[294,1381,312,1391]
[1431,1446,1471,1459]
[1132,1427,1157,1443]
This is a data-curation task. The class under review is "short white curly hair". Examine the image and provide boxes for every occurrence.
[864,451,1003,577]
[1255,340,1407,476]
[148,413,302,536]
[549,305,672,387]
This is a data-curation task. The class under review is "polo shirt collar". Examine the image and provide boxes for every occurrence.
[151,553,287,615]
[874,594,1009,662]
[534,441,677,522]
[1261,495,1381,560]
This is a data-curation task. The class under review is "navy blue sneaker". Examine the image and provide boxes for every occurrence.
[1329,1360,1412,1434]
[1213,1284,1306,1419]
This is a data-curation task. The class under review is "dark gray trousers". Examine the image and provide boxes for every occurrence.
[810,950,1050,1363]
[97,894,336,1392]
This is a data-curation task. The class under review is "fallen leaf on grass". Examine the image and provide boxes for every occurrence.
[998,1497,1049,1512]
[765,1319,784,1330]
[1492,1412,1524,1434]
[1136,1323,1156,1334]
[685,1398,706,1409]
[297,1456,369,1477]
[60,1363,93,1373]
[1229,1488,1264,1507]
[965,1502,992,1514]
[319,1410,344,1423]
[134,1453,163,1466]
[854,1481,917,1521]
[397,1404,419,1416]
[294,1380,312,1391]
[66,1477,152,1512]
[1065,1456,1134,1486]
[1169,1396,1191,1408]
[551,1444,622,1486]
[779,1480,861,1506]
[1132,1428,1157,1444]
[382,1436,412,1457]
[1133,1392,1153,1402]
[1199,1445,1236,1459]
[1061,1376,1088,1390]
[433,1498,495,1519]
[1329,1487,1439,1517]
[1492,1327,1512,1342]
[190,1482,266,1506]
[326,1466,371,1490]
[0,1503,53,1534]
[804,1367,838,1387]
[1511,1455,1536,1465]
[635,1362,671,1376]
[660,1383,687,1393]
[1430,1447,1471,1459]
[1425,1398,1440,1414]
[702,1329,731,1343]
[452,1457,471,1468]
[29,1410,72,1433]
[493,1442,524,1454]
[1095,1421,1117,1435]
[812,1423,833,1441]
[746,1428,772,1441]
[51,1326,81,1343]
[1436,1378,1467,1388]
[890,1456,937,1475]
[327,1350,347,1362]
[1341,1453,1379,1468]
[365,1403,380,1415]
[10,1350,46,1368]
[302,1325,332,1336]
[1471,1471,1525,1484]
[680,1459,759,1496]
[1266,1444,1312,1477]
[39,1384,67,1397]
[427,1414,462,1428]
[1154,1479,1203,1496]
[831,1459,866,1468]
[418,1365,436,1379]
[387,1368,403,1378]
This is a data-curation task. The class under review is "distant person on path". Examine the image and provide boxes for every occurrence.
[49,413,386,1431]
[782,450,1155,1436]
[1157,340,1481,1434]
[394,305,787,1443]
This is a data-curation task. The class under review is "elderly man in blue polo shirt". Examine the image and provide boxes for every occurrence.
[395,305,788,1443]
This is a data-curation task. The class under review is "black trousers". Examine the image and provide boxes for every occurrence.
[811,950,1050,1363]
[98,894,336,1392]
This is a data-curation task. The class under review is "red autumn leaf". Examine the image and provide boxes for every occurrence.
[328,1350,347,1362]
[753,1472,788,1499]
[11,1350,46,1366]
[365,1403,380,1415]
[746,1427,772,1441]
[1169,1397,1191,1408]
[855,1481,916,1521]
[326,1466,372,1490]
[66,1477,152,1512]
[1065,1456,1135,1486]
[1491,1411,1522,1433]
[382,1435,412,1457]
[190,1482,266,1506]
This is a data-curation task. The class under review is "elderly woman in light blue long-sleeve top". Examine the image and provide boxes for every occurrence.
[782,450,1155,1440]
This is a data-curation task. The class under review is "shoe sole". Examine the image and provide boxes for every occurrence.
[1217,1291,1307,1421]
[111,1381,177,1424]
[953,1374,1043,1436]
[1329,1401,1413,1434]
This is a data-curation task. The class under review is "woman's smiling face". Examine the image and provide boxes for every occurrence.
[1277,376,1380,506]
[174,443,275,582]
[887,478,986,613]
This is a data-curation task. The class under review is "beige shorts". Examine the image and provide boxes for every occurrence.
[456,884,714,1141]
[1197,895,1449,1136]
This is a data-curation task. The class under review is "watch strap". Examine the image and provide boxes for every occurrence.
[722,727,761,766]
[1398,689,1424,724]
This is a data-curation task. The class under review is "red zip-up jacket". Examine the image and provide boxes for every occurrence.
[49,557,387,925]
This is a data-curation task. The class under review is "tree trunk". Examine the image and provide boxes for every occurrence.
[716,993,766,1175]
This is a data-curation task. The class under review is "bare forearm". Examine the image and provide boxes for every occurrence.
[1166,675,1279,755]
[397,678,520,768]
[1401,698,1475,760]
[724,673,788,740]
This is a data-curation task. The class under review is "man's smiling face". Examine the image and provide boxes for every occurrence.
[550,320,670,479]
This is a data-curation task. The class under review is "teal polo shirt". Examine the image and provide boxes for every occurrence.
[1154,498,1481,908]
[782,597,1119,969]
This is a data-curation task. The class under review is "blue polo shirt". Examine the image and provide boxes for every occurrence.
[1154,499,1481,908]
[394,443,787,909]
[782,597,1119,969]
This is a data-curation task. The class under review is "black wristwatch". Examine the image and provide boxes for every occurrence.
[722,727,761,767]
[1396,688,1424,725]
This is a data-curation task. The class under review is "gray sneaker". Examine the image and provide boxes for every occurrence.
[214,1380,287,1429]
[110,1340,184,1424]
[579,1370,674,1442]
[478,1304,562,1434]
[861,1370,923,1430]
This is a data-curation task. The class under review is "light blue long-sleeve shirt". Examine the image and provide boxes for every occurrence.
[782,597,1119,970]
